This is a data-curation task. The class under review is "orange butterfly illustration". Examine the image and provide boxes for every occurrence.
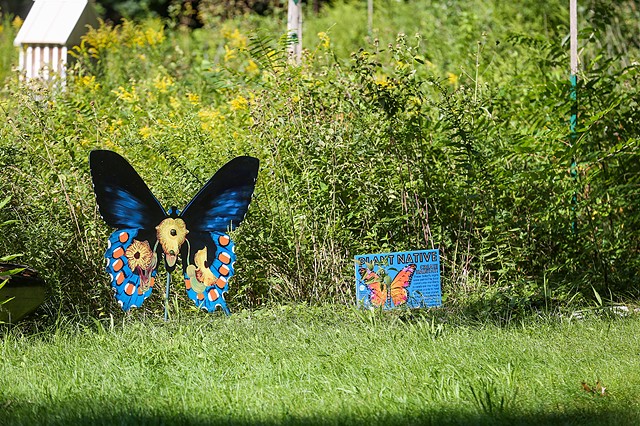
[359,264,417,307]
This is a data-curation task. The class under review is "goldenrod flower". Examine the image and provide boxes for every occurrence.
[139,126,153,140]
[317,32,330,49]
[244,60,259,75]
[12,16,23,31]
[186,93,200,105]
[229,95,248,111]
[224,45,237,62]
[153,75,173,94]
[447,72,459,86]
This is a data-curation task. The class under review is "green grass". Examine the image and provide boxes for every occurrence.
[1,306,639,425]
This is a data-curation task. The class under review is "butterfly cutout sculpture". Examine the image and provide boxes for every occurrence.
[359,263,417,308]
[90,150,258,316]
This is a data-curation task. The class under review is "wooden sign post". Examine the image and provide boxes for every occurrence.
[287,0,302,64]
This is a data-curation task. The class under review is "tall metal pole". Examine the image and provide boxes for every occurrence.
[287,0,302,64]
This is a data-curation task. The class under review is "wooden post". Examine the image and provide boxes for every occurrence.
[569,0,578,76]
[287,0,302,64]
[569,0,578,231]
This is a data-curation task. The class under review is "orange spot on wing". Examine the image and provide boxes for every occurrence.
[113,247,125,258]
[185,279,191,290]
[116,272,125,285]
[197,292,205,300]
[112,258,124,272]
[149,277,155,288]
[208,288,219,302]
[124,282,135,295]
[218,235,230,246]
[215,276,227,289]
[219,265,230,276]
[119,232,129,243]
[218,252,231,264]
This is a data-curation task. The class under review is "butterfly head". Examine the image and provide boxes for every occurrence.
[156,217,189,269]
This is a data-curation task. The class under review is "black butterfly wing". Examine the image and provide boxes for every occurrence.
[179,156,259,232]
[89,150,167,229]
[179,156,259,314]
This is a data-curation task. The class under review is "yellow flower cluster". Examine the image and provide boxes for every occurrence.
[11,16,23,31]
[186,93,200,105]
[112,85,138,103]
[76,75,101,92]
[198,108,224,132]
[374,74,393,88]
[229,95,248,111]
[221,26,248,64]
[317,32,330,49]
[81,19,165,59]
[139,126,153,140]
[153,75,174,94]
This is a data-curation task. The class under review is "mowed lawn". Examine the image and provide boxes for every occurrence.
[1,306,639,425]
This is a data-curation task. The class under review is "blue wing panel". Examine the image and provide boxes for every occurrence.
[183,232,236,315]
[104,228,158,310]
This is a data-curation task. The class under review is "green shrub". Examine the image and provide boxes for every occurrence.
[0,1,637,321]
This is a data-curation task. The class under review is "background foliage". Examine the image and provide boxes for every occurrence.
[0,0,638,321]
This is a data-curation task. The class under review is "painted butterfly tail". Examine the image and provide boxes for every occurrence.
[105,229,158,310]
[183,232,236,315]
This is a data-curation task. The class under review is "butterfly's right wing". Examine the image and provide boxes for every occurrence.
[179,156,259,314]
[389,264,417,307]
[90,150,166,310]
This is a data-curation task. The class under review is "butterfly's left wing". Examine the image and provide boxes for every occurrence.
[360,267,387,307]
[90,150,166,310]
[389,264,417,307]
[180,156,259,314]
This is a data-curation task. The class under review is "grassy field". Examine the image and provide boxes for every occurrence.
[1,306,639,425]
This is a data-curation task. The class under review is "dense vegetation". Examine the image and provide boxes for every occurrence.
[0,0,638,321]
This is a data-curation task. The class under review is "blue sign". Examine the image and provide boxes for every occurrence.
[355,249,442,309]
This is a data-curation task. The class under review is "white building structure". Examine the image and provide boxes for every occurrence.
[13,0,98,81]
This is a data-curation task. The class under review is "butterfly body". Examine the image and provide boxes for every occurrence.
[90,150,258,314]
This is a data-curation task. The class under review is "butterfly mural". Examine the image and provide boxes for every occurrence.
[89,150,259,315]
[358,263,417,308]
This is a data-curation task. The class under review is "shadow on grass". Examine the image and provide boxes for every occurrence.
[2,400,639,426]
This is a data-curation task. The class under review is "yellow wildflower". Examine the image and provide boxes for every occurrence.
[145,27,165,46]
[229,95,248,111]
[317,32,330,49]
[245,59,259,75]
[198,108,224,132]
[447,72,459,86]
[186,93,200,105]
[169,96,181,110]
[224,45,237,62]
[112,85,138,103]
[77,75,100,92]
[139,126,153,140]
[12,16,23,31]
[153,75,174,94]
[374,74,392,88]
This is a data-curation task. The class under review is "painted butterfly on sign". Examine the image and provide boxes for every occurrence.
[89,150,259,315]
[359,263,417,308]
